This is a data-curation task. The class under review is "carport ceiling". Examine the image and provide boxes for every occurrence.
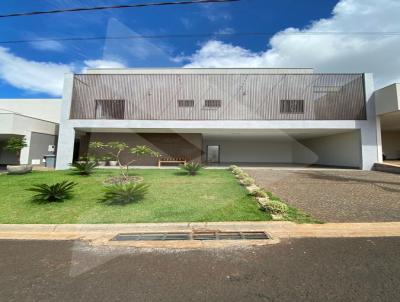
[77,128,356,140]
[202,129,356,140]
[380,111,400,131]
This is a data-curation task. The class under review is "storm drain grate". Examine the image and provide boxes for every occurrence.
[112,231,269,241]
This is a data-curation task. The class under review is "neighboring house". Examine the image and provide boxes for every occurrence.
[0,99,61,166]
[55,68,382,170]
[375,84,400,160]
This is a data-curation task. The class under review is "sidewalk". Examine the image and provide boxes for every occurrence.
[1,222,400,248]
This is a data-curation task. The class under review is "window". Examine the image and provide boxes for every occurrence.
[280,100,304,114]
[178,100,194,107]
[313,86,341,93]
[205,100,221,107]
[95,100,125,119]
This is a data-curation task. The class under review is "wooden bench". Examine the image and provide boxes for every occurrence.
[158,157,187,168]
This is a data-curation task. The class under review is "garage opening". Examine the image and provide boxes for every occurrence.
[202,130,362,169]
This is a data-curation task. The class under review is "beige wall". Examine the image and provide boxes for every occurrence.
[203,136,294,163]
[294,131,362,168]
[81,133,202,165]
[382,131,400,159]
[0,99,61,123]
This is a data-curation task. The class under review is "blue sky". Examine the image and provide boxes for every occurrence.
[0,0,399,98]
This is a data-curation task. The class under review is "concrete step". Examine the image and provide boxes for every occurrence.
[373,162,400,174]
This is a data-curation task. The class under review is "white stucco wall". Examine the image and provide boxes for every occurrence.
[375,83,400,115]
[0,99,61,123]
[294,131,362,168]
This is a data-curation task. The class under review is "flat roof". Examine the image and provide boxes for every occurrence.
[84,67,315,75]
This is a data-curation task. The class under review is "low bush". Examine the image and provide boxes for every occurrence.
[232,167,243,174]
[70,160,98,175]
[235,171,249,179]
[240,177,255,186]
[229,165,239,171]
[249,188,268,198]
[27,180,77,203]
[100,182,149,205]
[180,162,202,176]
[264,200,289,215]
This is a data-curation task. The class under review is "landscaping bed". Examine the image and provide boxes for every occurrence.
[0,169,316,224]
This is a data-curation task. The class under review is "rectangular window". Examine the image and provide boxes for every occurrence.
[205,100,221,107]
[280,100,304,114]
[95,100,125,119]
[313,86,341,93]
[178,100,194,107]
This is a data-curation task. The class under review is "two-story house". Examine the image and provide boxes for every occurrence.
[55,68,381,170]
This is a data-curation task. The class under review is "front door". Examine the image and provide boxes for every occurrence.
[207,145,220,163]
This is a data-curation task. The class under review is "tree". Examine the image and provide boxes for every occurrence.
[89,141,159,179]
[3,136,27,165]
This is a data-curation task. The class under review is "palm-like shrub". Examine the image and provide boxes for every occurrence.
[27,180,77,203]
[70,160,98,175]
[180,162,202,176]
[264,200,289,215]
[101,182,149,205]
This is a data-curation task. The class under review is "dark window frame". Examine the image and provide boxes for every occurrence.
[177,99,194,107]
[280,99,304,114]
[205,99,222,108]
[95,99,125,119]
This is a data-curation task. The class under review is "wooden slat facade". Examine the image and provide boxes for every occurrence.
[70,73,366,120]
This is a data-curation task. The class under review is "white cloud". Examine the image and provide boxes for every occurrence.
[30,40,65,52]
[83,59,125,69]
[0,47,73,96]
[0,47,127,96]
[182,0,400,88]
[215,27,235,35]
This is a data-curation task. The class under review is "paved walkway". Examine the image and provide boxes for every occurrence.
[0,222,399,248]
[246,169,400,222]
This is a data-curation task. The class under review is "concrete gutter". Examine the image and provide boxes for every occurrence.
[0,222,400,249]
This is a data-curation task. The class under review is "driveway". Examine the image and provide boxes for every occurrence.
[0,238,399,301]
[245,169,400,222]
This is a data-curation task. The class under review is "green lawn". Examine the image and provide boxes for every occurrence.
[0,168,315,224]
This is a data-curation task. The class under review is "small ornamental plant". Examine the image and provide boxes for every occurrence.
[27,180,77,203]
[70,160,98,176]
[89,141,159,180]
[100,182,149,205]
[249,188,268,198]
[3,136,27,165]
[264,200,289,215]
[240,177,255,186]
[180,162,202,176]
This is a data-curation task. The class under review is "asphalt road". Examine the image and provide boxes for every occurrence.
[1,238,399,301]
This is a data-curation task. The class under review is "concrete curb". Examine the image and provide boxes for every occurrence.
[1,222,400,246]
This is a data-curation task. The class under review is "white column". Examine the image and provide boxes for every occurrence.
[55,73,75,170]
[55,125,75,169]
[360,73,380,170]
[19,131,31,165]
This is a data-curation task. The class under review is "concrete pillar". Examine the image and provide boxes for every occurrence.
[19,131,31,165]
[360,73,381,170]
[55,125,75,169]
[55,73,75,170]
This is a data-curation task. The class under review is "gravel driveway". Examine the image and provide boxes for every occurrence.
[245,169,400,222]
